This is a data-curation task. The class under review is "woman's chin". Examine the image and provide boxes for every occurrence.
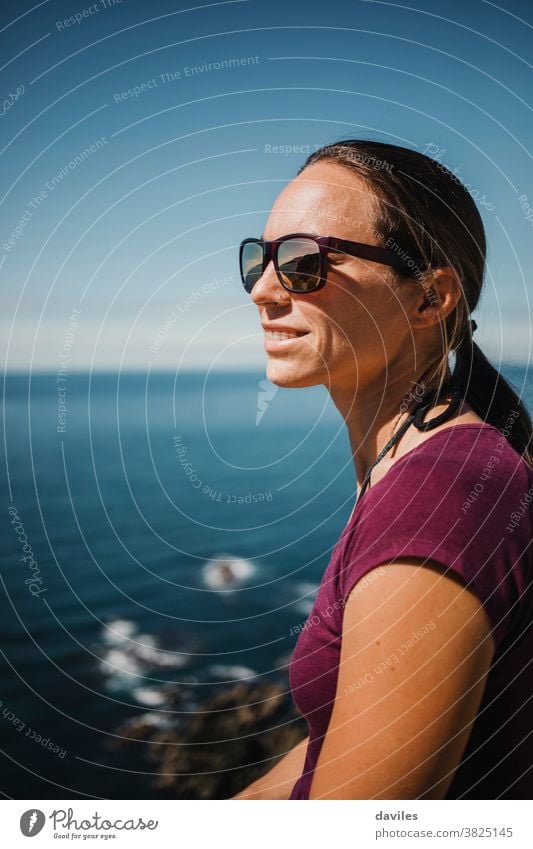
[266,357,321,388]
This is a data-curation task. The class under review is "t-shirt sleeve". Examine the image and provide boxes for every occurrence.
[338,438,533,652]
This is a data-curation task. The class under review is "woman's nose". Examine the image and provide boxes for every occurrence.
[250,261,288,305]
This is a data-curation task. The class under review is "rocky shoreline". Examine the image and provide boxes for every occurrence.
[110,679,308,799]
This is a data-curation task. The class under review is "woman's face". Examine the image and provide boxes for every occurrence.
[251,161,423,392]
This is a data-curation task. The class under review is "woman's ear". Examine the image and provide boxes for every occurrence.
[414,267,462,327]
[418,290,436,312]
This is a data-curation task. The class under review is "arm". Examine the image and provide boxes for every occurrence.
[309,559,495,799]
[232,734,309,799]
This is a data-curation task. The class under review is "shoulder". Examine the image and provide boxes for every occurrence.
[361,424,532,528]
[337,425,533,650]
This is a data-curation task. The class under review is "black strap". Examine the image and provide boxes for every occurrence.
[357,413,415,502]
[412,383,462,431]
[356,382,463,503]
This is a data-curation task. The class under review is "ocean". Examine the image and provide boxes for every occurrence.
[1,366,532,798]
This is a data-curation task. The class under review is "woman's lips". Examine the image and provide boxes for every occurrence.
[264,329,310,352]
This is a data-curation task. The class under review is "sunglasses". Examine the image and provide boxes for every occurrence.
[239,233,427,294]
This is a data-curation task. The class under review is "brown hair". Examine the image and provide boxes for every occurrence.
[297,139,533,465]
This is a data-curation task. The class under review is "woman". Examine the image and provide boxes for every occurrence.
[234,140,533,799]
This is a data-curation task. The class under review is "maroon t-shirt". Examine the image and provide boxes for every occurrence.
[289,423,533,799]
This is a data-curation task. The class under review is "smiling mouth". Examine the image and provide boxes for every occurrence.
[265,330,309,341]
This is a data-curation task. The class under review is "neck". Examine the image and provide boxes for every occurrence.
[329,358,447,490]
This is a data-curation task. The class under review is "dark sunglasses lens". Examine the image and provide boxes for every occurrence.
[241,242,264,292]
[277,238,321,292]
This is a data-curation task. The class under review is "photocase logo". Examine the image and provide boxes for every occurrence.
[20,809,45,837]
[256,379,278,425]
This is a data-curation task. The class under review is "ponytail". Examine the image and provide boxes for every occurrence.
[454,328,533,465]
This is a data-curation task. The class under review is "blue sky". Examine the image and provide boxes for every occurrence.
[1,0,532,371]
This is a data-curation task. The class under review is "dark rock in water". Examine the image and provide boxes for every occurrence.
[217,563,235,585]
[112,680,307,799]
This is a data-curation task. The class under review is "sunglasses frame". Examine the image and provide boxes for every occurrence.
[239,232,428,294]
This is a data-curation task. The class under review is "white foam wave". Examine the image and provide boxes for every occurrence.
[292,581,318,615]
[132,687,168,707]
[98,619,188,693]
[294,581,319,597]
[102,619,137,644]
[137,711,173,728]
[208,664,258,681]
[294,598,314,615]
[202,555,255,589]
